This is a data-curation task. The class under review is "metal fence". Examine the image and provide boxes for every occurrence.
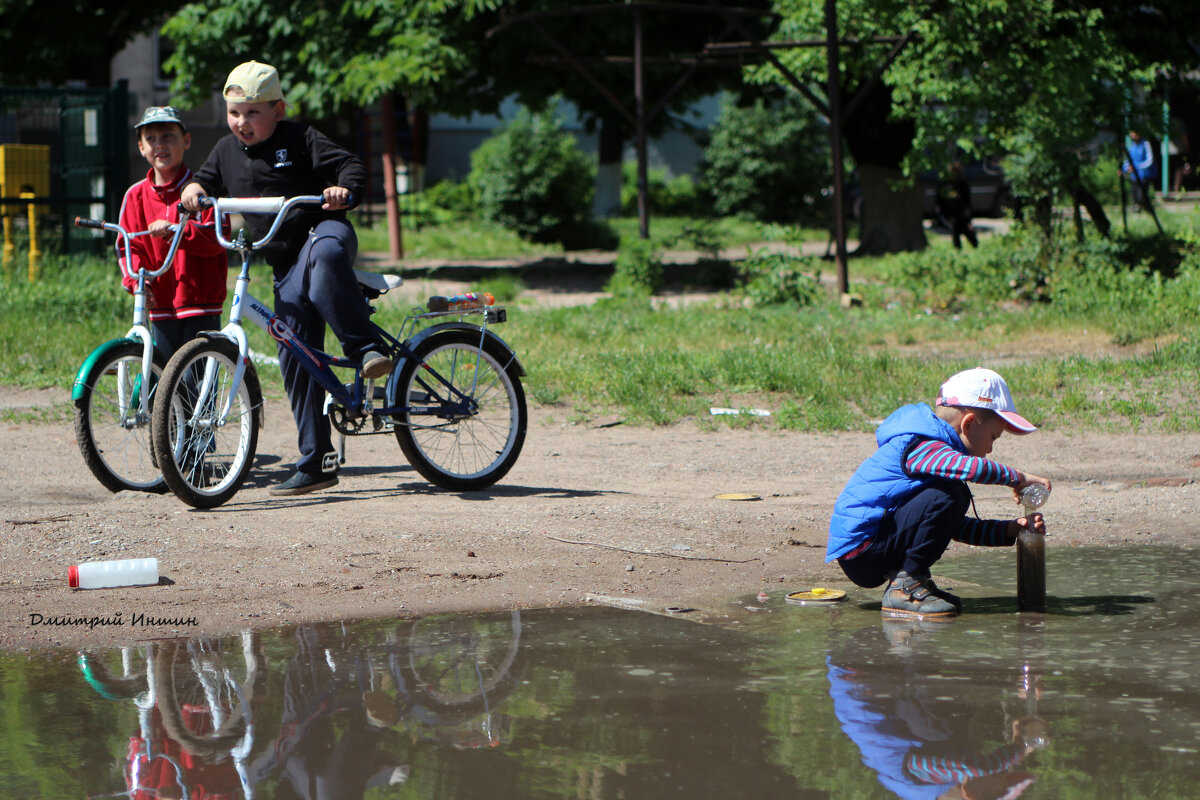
[0,81,129,257]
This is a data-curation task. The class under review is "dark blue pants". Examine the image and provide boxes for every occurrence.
[837,479,971,588]
[273,219,380,476]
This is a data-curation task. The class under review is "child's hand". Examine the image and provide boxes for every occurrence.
[180,183,207,213]
[1007,512,1045,540]
[323,186,351,210]
[147,219,174,238]
[1012,472,1051,504]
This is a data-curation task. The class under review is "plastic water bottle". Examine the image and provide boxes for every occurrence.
[427,292,494,312]
[69,558,159,589]
[1016,485,1049,612]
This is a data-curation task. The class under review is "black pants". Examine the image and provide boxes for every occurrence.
[151,314,222,364]
[273,219,381,477]
[837,479,971,588]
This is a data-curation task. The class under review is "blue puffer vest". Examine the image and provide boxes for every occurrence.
[826,403,964,562]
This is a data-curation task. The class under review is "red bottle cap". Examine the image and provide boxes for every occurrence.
[68,565,79,588]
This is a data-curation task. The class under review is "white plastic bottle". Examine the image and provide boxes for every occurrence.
[68,558,159,589]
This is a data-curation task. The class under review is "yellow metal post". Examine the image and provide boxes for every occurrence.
[2,215,12,268]
[21,192,39,279]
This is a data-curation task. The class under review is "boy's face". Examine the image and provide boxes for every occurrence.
[226,100,284,146]
[957,409,1006,458]
[137,123,190,174]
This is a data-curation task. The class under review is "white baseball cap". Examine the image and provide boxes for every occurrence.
[936,367,1036,434]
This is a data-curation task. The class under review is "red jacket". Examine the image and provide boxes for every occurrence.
[119,167,228,321]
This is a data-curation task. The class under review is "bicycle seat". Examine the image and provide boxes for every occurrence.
[355,269,403,299]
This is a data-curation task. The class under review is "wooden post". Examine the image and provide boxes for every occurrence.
[380,94,404,261]
[825,0,849,298]
[634,7,649,240]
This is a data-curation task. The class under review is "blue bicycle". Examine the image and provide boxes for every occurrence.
[149,196,527,509]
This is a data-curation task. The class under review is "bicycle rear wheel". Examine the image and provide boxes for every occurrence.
[391,329,526,490]
[74,341,178,493]
[151,337,261,508]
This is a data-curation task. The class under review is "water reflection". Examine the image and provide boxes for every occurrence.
[827,620,1050,800]
[76,613,523,800]
[2,547,1199,799]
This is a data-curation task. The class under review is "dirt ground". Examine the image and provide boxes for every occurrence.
[3,376,1198,652]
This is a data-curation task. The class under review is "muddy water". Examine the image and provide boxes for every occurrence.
[1,545,1197,799]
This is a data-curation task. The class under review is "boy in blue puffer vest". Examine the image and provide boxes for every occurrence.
[827,368,1051,618]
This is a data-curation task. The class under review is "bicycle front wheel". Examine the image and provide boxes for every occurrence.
[392,330,527,490]
[74,341,177,493]
[151,337,261,508]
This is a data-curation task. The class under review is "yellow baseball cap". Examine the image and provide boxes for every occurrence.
[223,60,283,104]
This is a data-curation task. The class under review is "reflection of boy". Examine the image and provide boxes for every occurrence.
[827,368,1051,617]
[119,106,227,364]
[181,60,392,496]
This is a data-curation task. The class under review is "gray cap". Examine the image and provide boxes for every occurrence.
[135,106,187,132]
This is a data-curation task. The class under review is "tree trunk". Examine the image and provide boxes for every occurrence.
[592,116,624,219]
[855,164,926,255]
[1073,185,1111,238]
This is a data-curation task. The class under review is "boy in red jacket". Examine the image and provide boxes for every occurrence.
[119,106,227,363]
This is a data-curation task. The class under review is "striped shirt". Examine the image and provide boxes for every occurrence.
[906,438,1021,546]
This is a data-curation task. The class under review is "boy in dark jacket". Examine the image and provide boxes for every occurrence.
[827,368,1051,618]
[181,60,392,496]
[119,106,227,362]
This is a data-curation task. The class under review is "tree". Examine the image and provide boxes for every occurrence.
[480,0,777,224]
[0,0,172,85]
[160,0,499,114]
[747,0,1191,254]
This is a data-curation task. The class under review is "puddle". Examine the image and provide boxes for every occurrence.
[2,546,1198,798]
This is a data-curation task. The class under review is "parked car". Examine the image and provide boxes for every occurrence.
[844,158,1013,221]
[920,158,1013,219]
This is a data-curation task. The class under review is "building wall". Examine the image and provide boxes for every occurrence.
[111,38,719,193]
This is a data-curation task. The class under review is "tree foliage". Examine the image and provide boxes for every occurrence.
[0,0,170,85]
[160,0,501,115]
[749,0,1196,246]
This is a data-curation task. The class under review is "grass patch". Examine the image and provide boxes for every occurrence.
[6,212,1200,433]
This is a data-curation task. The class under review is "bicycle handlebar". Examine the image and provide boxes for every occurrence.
[207,195,326,252]
[74,210,191,282]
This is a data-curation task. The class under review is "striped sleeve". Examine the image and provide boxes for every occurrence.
[905,439,1021,486]
[955,517,1013,547]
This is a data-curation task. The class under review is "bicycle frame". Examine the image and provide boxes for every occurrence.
[191,196,502,432]
[72,214,188,422]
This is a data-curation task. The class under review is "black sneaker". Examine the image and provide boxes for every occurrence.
[882,570,960,618]
[269,471,339,497]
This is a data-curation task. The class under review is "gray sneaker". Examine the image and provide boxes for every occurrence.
[882,570,960,618]
[361,350,394,380]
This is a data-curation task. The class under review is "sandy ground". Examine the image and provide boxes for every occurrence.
[2,380,1198,652]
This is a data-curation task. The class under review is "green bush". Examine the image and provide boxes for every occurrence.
[619,162,707,217]
[421,178,477,221]
[737,248,822,307]
[606,237,664,296]
[468,103,594,244]
[700,95,829,224]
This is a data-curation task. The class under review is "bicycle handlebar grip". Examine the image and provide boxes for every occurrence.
[216,197,287,214]
[74,216,104,229]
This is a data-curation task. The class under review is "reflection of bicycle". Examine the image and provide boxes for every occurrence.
[70,214,189,492]
[79,633,265,800]
[149,195,528,508]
